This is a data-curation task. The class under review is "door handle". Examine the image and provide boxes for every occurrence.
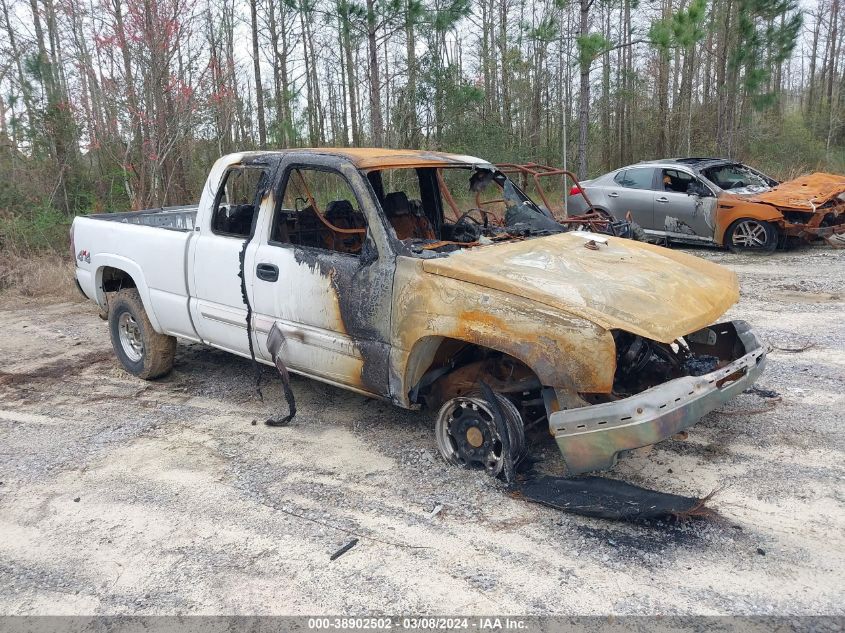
[256,263,279,282]
[656,196,669,203]
[607,192,619,198]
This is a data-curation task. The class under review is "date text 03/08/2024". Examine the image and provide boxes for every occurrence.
[307,618,528,630]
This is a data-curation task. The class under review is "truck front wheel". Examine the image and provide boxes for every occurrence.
[108,288,176,379]
[435,390,525,477]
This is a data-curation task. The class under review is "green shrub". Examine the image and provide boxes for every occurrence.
[0,205,71,255]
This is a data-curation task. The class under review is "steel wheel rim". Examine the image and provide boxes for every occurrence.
[118,312,144,362]
[435,397,505,476]
[732,220,768,248]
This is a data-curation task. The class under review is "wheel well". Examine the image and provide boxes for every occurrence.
[100,266,137,293]
[589,206,614,220]
[408,338,542,411]
[725,217,781,239]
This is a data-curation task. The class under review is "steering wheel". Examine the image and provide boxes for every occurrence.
[449,212,483,243]
[729,180,747,189]
[455,208,491,228]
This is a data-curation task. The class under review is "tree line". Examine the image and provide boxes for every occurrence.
[0,0,842,249]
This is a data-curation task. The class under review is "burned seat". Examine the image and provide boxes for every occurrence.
[323,199,365,253]
[383,191,435,240]
[291,204,325,248]
[212,203,255,236]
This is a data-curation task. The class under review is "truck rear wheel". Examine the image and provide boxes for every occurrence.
[108,288,176,379]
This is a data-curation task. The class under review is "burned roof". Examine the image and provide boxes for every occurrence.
[637,156,740,172]
[671,157,737,169]
[290,147,491,170]
[638,157,736,170]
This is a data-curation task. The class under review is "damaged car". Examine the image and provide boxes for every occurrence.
[567,158,845,251]
[71,149,766,476]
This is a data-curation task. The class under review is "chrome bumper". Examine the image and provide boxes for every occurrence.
[549,321,766,474]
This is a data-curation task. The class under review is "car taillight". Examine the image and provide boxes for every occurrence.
[69,224,75,263]
[569,185,582,196]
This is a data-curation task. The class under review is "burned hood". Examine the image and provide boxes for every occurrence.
[742,172,845,210]
[421,233,739,344]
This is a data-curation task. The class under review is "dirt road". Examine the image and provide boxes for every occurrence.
[0,247,843,615]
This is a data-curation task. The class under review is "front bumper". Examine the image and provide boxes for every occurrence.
[803,224,845,247]
[549,321,766,474]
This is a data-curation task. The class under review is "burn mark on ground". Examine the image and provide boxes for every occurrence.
[0,350,113,386]
[573,521,711,567]
[657,431,740,461]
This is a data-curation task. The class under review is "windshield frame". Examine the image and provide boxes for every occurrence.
[439,164,554,221]
[363,163,561,257]
[699,162,779,194]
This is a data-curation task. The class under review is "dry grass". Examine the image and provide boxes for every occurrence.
[0,254,81,307]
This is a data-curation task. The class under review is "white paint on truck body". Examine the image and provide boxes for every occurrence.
[71,151,382,396]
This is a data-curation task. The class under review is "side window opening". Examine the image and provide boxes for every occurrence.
[661,169,695,193]
[615,168,654,190]
[271,167,368,256]
[368,168,436,241]
[211,166,269,237]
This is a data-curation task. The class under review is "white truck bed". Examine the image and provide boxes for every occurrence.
[72,206,202,341]
[89,205,199,231]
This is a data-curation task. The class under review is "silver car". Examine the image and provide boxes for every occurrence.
[567,158,780,248]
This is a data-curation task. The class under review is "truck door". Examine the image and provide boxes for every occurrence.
[606,167,655,228]
[190,158,278,355]
[654,168,717,239]
[249,162,394,397]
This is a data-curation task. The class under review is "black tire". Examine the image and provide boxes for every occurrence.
[108,288,176,379]
[434,389,526,477]
[725,218,778,254]
[592,207,614,220]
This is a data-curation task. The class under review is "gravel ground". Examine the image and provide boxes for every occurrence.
[0,246,843,615]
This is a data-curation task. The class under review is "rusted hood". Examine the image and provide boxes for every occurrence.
[743,172,845,210]
[421,233,739,343]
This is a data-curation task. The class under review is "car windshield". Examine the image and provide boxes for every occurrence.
[701,163,776,194]
[366,165,564,256]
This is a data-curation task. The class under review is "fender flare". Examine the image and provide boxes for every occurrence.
[92,254,163,333]
[395,325,615,408]
[397,334,545,408]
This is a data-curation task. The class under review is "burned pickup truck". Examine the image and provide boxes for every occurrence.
[71,149,766,475]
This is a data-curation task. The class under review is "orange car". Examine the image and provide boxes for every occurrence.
[567,158,845,252]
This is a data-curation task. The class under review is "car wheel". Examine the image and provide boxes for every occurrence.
[108,288,176,379]
[435,390,525,477]
[591,207,614,220]
[725,218,778,253]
